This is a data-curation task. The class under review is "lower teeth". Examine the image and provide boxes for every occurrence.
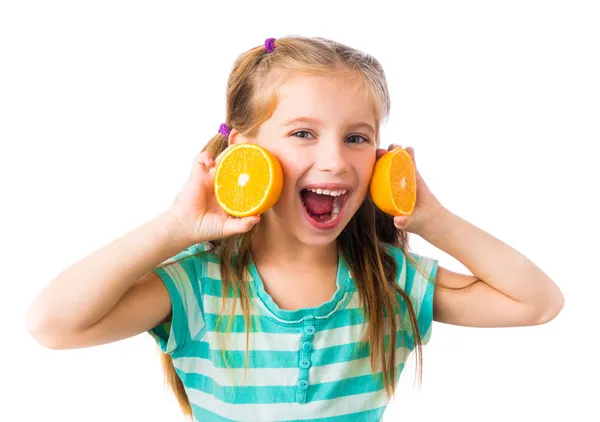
[301,193,343,224]
[324,196,341,223]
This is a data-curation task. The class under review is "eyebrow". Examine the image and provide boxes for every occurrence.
[282,117,376,135]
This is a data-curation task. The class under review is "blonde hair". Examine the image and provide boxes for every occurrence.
[157,35,436,417]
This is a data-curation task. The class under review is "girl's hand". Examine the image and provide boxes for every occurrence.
[169,148,260,243]
[375,144,446,236]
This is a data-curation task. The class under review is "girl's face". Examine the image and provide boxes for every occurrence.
[235,74,378,247]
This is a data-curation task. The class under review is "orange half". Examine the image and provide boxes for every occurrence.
[214,144,283,217]
[369,148,417,216]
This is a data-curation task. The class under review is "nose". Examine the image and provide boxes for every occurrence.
[315,139,350,175]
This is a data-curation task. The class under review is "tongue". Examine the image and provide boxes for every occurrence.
[302,190,333,215]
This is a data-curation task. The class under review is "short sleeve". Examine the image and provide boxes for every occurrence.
[147,242,213,355]
[386,245,439,347]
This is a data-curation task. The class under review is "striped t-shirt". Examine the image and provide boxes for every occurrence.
[148,242,438,422]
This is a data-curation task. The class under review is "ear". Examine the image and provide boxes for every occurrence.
[228,128,249,146]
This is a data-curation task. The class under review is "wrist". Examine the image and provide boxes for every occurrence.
[418,205,455,242]
[160,210,199,248]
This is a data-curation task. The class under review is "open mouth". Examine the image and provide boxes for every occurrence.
[299,188,350,227]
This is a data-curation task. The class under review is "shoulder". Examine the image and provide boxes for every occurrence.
[158,241,215,266]
[382,243,439,288]
[156,241,218,277]
[148,242,217,354]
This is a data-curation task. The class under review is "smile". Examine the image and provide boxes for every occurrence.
[299,187,351,230]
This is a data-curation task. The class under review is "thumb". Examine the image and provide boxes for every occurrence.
[223,215,260,235]
[393,216,409,229]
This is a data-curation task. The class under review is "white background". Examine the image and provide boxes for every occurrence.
[2,1,598,421]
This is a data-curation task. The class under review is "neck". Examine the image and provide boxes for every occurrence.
[250,214,338,269]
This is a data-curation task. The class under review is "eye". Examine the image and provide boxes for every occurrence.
[291,130,315,139]
[346,135,369,144]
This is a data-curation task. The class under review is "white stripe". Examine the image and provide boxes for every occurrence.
[204,259,254,280]
[313,313,415,350]
[310,346,412,384]
[162,262,205,340]
[205,260,221,280]
[186,388,389,421]
[312,322,365,349]
[166,324,178,353]
[201,330,301,351]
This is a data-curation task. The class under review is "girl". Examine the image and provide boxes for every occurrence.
[26,36,564,421]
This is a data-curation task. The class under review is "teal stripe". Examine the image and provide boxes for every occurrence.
[309,364,405,402]
[309,373,384,402]
[314,306,366,329]
[417,263,437,343]
[313,332,414,366]
[201,306,367,334]
[403,256,416,295]
[202,278,258,299]
[189,403,234,422]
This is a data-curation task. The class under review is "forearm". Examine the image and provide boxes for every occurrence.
[420,208,564,309]
[27,210,195,334]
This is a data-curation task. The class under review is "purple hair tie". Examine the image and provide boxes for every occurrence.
[218,123,231,138]
[264,38,276,53]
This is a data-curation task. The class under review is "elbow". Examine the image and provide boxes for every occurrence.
[533,290,565,325]
[26,304,67,350]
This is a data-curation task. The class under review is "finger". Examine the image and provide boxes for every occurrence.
[388,143,402,151]
[406,146,416,163]
[394,216,409,229]
[214,144,236,165]
[194,150,212,165]
[191,153,214,181]
[191,151,209,174]
[376,148,387,159]
[224,215,260,235]
[208,164,216,179]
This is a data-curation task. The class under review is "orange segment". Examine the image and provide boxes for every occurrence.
[369,148,417,216]
[214,144,283,217]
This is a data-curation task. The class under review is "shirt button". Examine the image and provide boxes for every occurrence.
[298,379,309,390]
[301,342,312,352]
[304,325,315,335]
[300,358,311,369]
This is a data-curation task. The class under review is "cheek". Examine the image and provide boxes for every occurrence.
[277,158,303,195]
[357,156,376,184]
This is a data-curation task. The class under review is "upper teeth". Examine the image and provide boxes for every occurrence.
[307,188,348,196]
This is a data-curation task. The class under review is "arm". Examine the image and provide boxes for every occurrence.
[26,210,196,349]
[422,208,565,327]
